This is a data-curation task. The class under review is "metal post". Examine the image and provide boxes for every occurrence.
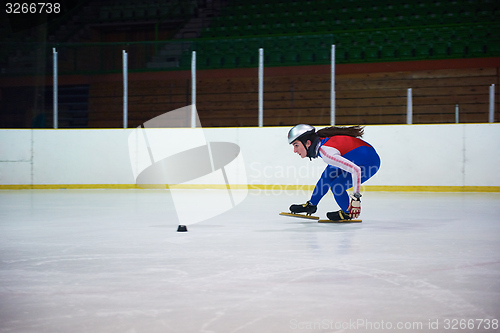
[455,104,459,123]
[53,48,58,129]
[123,50,128,129]
[331,44,335,126]
[191,51,196,128]
[258,48,264,127]
[407,88,412,124]
[489,84,495,123]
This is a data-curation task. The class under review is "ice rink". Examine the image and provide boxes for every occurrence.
[1,189,499,333]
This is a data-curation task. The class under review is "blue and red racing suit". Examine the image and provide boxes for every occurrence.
[309,135,381,212]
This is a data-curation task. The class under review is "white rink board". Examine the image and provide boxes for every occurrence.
[0,124,499,187]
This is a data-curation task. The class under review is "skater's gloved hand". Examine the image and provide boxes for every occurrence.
[348,193,361,218]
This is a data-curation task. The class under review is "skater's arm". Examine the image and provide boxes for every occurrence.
[319,146,361,194]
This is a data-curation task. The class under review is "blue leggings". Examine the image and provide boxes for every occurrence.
[309,146,381,212]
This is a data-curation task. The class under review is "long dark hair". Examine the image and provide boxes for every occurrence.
[316,125,364,138]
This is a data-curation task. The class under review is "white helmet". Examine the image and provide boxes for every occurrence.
[288,124,315,144]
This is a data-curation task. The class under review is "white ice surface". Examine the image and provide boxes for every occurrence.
[1,189,499,333]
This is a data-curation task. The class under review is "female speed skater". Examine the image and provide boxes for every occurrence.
[288,124,380,221]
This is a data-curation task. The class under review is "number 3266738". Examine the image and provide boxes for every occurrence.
[6,3,61,14]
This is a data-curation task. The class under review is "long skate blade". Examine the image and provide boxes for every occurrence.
[280,212,319,220]
[318,219,362,223]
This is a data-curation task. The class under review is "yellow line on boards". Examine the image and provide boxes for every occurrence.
[1,184,500,192]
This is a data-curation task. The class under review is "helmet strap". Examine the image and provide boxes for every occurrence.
[305,135,321,160]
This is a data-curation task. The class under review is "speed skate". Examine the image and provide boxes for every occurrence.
[279,212,319,220]
[318,219,362,223]
[280,212,361,223]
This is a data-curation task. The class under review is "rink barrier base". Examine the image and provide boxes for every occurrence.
[1,184,500,192]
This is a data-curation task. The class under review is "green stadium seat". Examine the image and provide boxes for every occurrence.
[221,53,238,68]
[203,40,219,53]
[349,7,367,20]
[489,24,500,38]
[283,51,299,65]
[486,40,500,56]
[402,29,419,43]
[477,10,495,22]
[232,41,249,56]
[299,21,318,33]
[238,52,255,67]
[471,25,491,40]
[375,16,393,29]
[432,42,449,57]
[271,22,288,34]
[354,31,371,44]
[429,2,446,15]
[361,17,376,29]
[305,35,324,49]
[346,17,363,30]
[392,15,411,27]
[315,48,331,63]
[335,46,349,63]
[214,26,229,37]
[396,4,414,17]
[410,14,428,26]
[346,45,363,62]
[260,38,277,51]
[418,28,436,43]
[246,39,261,53]
[315,0,330,10]
[237,24,253,36]
[259,23,276,36]
[453,26,472,41]
[442,12,460,25]
[414,42,431,58]
[273,39,291,53]
[285,21,301,33]
[370,30,386,44]
[467,40,486,57]
[329,19,344,31]
[299,50,316,64]
[426,13,442,25]
[266,51,283,66]
[207,54,222,69]
[179,52,192,69]
[414,2,430,15]
[315,20,330,32]
[381,4,397,18]
[195,0,498,68]
[305,9,322,23]
[368,5,384,19]
[380,44,397,60]
[397,43,414,59]
[385,30,404,43]
[449,41,467,57]
[364,45,380,61]
[459,10,477,24]
[435,26,454,41]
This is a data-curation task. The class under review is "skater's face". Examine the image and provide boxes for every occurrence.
[292,140,310,158]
